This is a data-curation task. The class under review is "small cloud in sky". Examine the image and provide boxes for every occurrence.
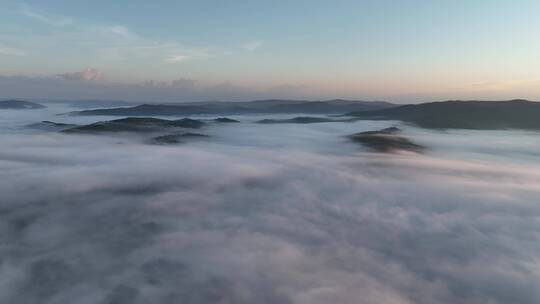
[108,25,130,36]
[166,49,210,63]
[105,25,138,40]
[21,3,73,26]
[0,44,26,56]
[167,54,191,63]
[58,68,104,81]
[242,40,263,51]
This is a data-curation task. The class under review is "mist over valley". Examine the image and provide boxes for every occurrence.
[1,100,540,303]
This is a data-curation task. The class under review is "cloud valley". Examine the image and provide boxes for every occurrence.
[1,106,540,304]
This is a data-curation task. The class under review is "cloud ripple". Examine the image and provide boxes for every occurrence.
[0,115,539,304]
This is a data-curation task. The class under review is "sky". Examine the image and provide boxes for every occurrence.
[1,0,540,102]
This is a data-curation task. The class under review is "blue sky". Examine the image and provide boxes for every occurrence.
[1,0,540,102]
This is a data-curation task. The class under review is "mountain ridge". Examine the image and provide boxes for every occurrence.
[73,99,395,116]
[348,99,540,130]
[0,99,46,109]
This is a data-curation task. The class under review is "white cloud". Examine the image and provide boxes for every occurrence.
[167,54,190,63]
[21,4,73,27]
[103,25,139,40]
[57,68,104,81]
[242,40,264,51]
[164,48,210,63]
[108,25,130,36]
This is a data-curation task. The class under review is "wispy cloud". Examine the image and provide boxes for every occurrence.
[20,3,73,27]
[58,68,104,81]
[102,25,139,40]
[11,4,211,68]
[165,49,209,64]
[242,40,263,51]
[450,79,540,92]
[167,54,190,63]
[0,44,25,56]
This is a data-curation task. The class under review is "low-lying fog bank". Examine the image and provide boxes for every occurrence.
[1,104,540,304]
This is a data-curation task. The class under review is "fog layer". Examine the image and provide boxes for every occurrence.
[1,105,540,304]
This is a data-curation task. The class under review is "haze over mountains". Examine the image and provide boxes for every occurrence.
[74,99,394,116]
[62,117,205,134]
[0,99,45,109]
[5,98,540,131]
[63,98,540,131]
[14,97,539,153]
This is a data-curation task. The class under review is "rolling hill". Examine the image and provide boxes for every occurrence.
[348,99,540,130]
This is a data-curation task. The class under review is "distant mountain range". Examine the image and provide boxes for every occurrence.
[62,117,205,133]
[42,99,136,109]
[0,100,45,109]
[256,116,349,124]
[74,99,394,116]
[348,99,540,130]
[73,99,540,130]
[7,98,540,130]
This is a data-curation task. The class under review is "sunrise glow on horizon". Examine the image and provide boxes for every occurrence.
[1,0,540,102]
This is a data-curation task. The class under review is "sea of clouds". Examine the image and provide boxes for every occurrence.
[1,104,539,304]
